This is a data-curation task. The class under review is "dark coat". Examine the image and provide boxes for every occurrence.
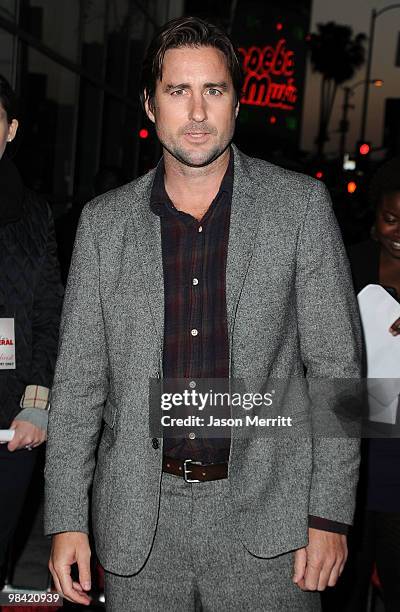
[0,158,63,427]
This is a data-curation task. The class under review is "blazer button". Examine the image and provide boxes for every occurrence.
[152,438,159,450]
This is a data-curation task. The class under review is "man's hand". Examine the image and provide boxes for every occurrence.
[389,316,400,336]
[292,528,347,591]
[49,532,92,606]
[7,420,46,451]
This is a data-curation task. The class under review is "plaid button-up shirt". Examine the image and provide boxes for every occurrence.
[150,152,233,463]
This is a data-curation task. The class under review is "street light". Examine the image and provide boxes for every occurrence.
[339,79,383,158]
[360,4,400,142]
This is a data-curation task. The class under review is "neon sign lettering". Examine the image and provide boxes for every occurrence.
[239,39,298,111]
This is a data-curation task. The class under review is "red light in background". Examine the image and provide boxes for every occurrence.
[139,128,149,139]
[276,23,283,31]
[269,115,277,124]
[315,171,324,179]
[347,181,357,194]
[359,143,370,155]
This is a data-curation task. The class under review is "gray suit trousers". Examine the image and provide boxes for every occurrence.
[104,473,321,612]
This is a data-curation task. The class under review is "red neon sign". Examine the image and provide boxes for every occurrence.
[239,39,297,111]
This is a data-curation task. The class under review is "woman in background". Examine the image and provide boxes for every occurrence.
[345,157,400,612]
[0,75,63,584]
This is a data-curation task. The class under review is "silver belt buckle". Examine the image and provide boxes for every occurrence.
[183,459,202,483]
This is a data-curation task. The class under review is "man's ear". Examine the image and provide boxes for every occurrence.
[235,100,240,118]
[144,92,156,124]
[7,119,18,142]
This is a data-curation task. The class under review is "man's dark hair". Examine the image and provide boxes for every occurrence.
[0,74,18,123]
[369,157,400,209]
[140,16,243,112]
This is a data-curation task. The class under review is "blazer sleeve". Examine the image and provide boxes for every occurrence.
[295,180,363,526]
[44,203,109,535]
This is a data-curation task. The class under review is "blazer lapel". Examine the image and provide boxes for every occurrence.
[129,169,165,345]
[226,145,265,335]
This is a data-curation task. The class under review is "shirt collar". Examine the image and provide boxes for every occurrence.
[150,147,233,219]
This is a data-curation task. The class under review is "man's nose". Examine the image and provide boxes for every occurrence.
[189,93,207,122]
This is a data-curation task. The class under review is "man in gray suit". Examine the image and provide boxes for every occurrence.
[44,16,362,611]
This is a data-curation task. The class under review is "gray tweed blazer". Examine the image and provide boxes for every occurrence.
[44,145,362,575]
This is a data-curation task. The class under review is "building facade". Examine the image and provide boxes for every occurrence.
[0,0,183,210]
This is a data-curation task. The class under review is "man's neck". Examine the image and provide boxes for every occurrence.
[163,148,231,220]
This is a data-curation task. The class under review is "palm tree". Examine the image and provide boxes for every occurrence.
[308,22,366,156]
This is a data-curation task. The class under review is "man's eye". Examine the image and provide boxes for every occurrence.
[207,88,222,96]
[171,89,185,96]
[384,216,396,223]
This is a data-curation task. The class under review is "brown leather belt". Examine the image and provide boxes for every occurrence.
[162,456,228,482]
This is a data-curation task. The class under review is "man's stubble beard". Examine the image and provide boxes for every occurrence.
[156,125,235,169]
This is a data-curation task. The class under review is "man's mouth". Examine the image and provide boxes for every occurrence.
[184,132,211,141]
[185,132,210,136]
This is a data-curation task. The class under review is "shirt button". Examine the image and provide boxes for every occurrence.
[192,278,199,286]
[189,432,196,440]
[191,329,198,336]
[198,225,203,233]
[152,438,159,449]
